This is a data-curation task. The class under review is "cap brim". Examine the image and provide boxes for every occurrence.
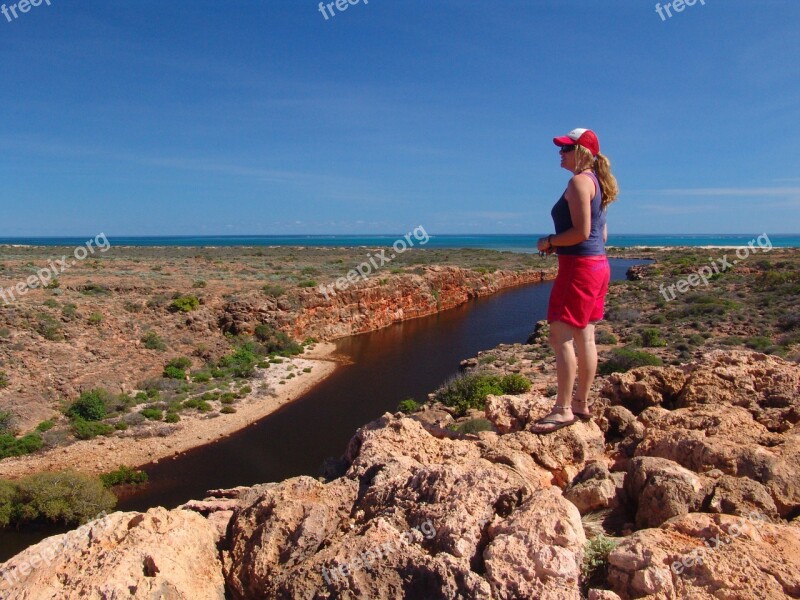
[553,136,575,146]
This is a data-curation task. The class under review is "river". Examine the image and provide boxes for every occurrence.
[0,258,643,561]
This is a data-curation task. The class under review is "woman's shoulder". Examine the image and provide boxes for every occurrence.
[567,171,596,195]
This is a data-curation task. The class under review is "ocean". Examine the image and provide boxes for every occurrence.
[0,234,798,251]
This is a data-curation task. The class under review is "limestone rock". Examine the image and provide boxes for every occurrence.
[0,508,225,599]
[608,513,800,599]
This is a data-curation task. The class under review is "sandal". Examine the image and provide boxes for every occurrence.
[530,406,577,434]
[571,398,593,422]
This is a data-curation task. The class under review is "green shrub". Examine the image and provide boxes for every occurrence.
[0,327,9,339]
[71,419,114,440]
[599,348,663,375]
[0,479,15,527]
[165,412,180,423]
[0,371,8,390]
[0,432,44,459]
[745,336,773,352]
[595,330,618,345]
[0,410,13,434]
[99,465,148,488]
[36,419,55,432]
[452,418,494,435]
[66,389,109,421]
[169,295,200,313]
[193,279,207,288]
[163,357,192,379]
[61,303,78,319]
[581,535,618,595]
[220,406,236,414]
[218,345,258,378]
[253,324,303,356]
[141,331,166,351]
[45,278,60,289]
[182,398,212,412]
[499,374,532,394]
[397,398,420,414]
[80,283,111,296]
[434,373,505,416]
[10,470,116,526]
[43,298,58,308]
[35,313,64,341]
[262,284,285,297]
[140,408,163,421]
[88,313,103,325]
[192,371,211,383]
[640,328,667,347]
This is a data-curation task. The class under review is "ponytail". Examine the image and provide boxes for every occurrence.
[594,153,619,210]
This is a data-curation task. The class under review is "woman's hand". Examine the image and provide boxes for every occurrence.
[537,236,551,252]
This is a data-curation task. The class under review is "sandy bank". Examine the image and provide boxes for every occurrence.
[0,343,343,479]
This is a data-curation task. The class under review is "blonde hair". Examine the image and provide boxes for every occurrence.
[574,145,619,210]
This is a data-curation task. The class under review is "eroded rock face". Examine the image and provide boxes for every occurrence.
[624,457,709,529]
[608,513,800,599]
[223,415,588,599]
[0,508,225,600]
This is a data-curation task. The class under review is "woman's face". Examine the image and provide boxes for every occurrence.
[559,144,577,172]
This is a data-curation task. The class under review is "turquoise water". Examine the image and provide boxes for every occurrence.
[0,234,797,250]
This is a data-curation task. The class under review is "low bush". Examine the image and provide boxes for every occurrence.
[581,535,618,595]
[499,373,532,394]
[0,410,13,434]
[163,357,192,379]
[71,419,114,440]
[0,432,43,459]
[88,313,103,325]
[640,328,667,347]
[434,373,503,416]
[99,465,148,488]
[3,470,116,527]
[140,408,163,421]
[599,348,662,375]
[36,419,55,432]
[165,412,180,423]
[218,344,259,378]
[397,398,420,414]
[182,398,212,412]
[141,331,166,351]
[169,295,200,313]
[66,389,109,421]
[35,313,64,341]
[262,284,285,297]
[595,330,618,345]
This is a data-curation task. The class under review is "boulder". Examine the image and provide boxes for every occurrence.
[0,508,225,599]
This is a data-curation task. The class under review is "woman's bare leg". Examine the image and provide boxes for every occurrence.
[572,323,596,414]
[531,320,576,431]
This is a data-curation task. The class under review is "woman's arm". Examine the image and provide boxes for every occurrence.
[548,175,593,248]
[603,222,608,244]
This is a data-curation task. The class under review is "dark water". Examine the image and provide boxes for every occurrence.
[0,258,643,562]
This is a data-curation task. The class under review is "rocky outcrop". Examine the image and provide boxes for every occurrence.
[3,349,800,599]
[0,508,225,599]
[221,266,554,341]
[608,513,800,599]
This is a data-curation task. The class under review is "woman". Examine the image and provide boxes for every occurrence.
[530,128,619,434]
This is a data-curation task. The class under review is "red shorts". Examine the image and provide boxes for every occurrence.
[547,254,610,329]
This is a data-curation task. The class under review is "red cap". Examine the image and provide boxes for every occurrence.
[553,128,600,156]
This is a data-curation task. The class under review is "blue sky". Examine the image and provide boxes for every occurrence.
[1,0,799,236]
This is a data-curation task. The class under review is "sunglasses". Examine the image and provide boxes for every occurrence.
[559,145,576,153]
